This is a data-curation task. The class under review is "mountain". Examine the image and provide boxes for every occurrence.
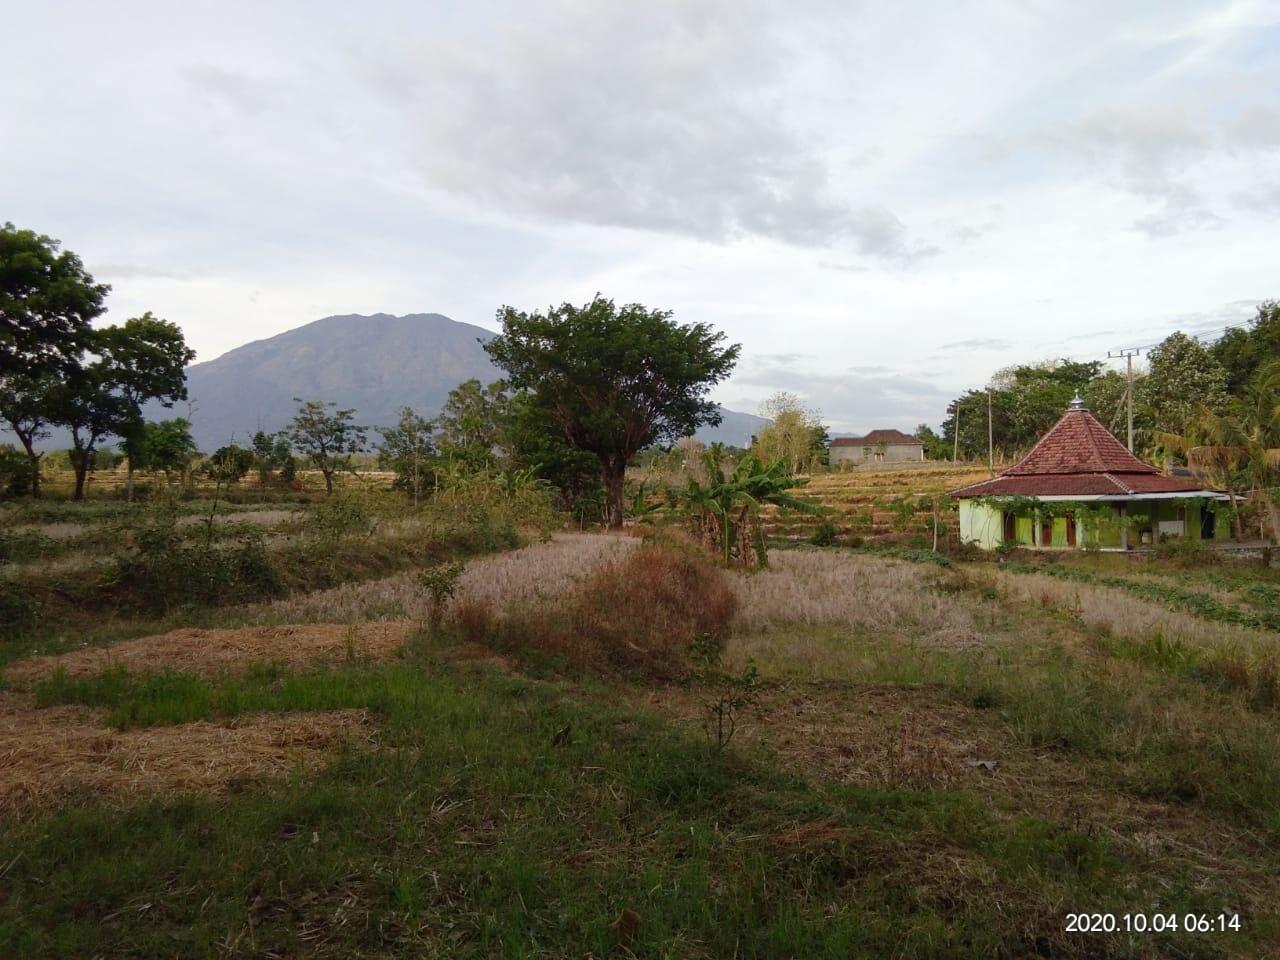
[140,312,764,451]
[164,313,497,450]
[693,407,766,447]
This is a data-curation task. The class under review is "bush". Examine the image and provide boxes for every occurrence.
[809,521,838,547]
[453,544,736,679]
[108,508,282,612]
[0,445,33,497]
[1154,535,1211,568]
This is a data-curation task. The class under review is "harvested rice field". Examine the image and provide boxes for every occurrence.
[4,510,1280,958]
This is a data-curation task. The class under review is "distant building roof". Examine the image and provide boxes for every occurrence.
[830,429,921,448]
[950,400,1223,500]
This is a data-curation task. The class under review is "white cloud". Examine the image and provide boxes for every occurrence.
[0,0,1277,431]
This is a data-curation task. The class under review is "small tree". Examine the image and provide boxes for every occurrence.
[0,372,56,498]
[102,313,195,501]
[378,406,436,507]
[286,399,367,495]
[250,430,294,486]
[137,419,198,484]
[752,392,827,475]
[435,379,507,469]
[204,444,255,485]
[485,296,740,528]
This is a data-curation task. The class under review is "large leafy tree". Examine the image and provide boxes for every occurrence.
[434,379,508,469]
[943,360,1101,462]
[0,222,108,377]
[1212,300,1280,396]
[0,224,110,497]
[1138,332,1228,440]
[101,313,195,500]
[286,399,367,495]
[485,296,740,528]
[48,358,130,500]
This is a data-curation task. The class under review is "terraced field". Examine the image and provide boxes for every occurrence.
[762,463,990,544]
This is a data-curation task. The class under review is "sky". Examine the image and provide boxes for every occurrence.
[3,0,1278,434]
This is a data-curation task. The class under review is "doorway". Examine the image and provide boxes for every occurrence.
[1200,505,1215,540]
[1065,513,1077,547]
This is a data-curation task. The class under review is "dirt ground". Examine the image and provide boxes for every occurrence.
[0,693,371,812]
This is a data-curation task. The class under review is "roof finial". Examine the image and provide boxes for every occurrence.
[1069,391,1086,411]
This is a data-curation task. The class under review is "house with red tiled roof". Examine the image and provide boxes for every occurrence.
[949,394,1229,550]
[829,428,924,464]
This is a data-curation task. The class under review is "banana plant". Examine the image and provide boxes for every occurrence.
[676,452,825,567]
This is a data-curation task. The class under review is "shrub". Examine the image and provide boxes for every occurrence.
[809,521,838,547]
[1154,535,1211,568]
[0,445,33,497]
[455,544,736,679]
[108,508,282,612]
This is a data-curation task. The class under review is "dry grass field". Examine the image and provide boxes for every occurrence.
[3,489,1279,957]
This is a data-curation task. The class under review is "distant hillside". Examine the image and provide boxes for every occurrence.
[133,312,763,451]
[160,313,498,450]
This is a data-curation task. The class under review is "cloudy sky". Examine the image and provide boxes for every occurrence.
[4,1,1278,433]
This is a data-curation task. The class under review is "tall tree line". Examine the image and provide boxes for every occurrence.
[937,304,1279,464]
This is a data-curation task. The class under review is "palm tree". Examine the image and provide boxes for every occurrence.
[1162,362,1280,542]
[676,452,824,567]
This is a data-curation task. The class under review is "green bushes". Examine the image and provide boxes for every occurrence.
[0,445,33,497]
[107,509,282,612]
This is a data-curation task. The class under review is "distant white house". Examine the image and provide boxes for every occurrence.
[829,429,924,464]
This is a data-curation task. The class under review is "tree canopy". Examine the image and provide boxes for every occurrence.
[0,222,108,377]
[287,399,367,495]
[485,296,740,527]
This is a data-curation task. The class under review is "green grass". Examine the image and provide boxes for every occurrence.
[3,659,1253,959]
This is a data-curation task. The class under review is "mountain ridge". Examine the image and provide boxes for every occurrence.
[142,312,764,451]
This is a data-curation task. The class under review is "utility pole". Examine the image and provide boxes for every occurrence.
[987,387,994,475]
[1108,347,1140,452]
[952,403,960,463]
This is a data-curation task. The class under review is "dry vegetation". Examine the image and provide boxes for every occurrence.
[0,696,370,812]
[448,540,736,678]
[760,462,989,543]
[247,532,636,624]
[4,623,417,687]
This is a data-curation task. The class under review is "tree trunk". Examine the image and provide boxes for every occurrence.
[72,452,89,501]
[126,459,136,502]
[601,456,626,529]
[323,469,334,496]
[17,435,41,499]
